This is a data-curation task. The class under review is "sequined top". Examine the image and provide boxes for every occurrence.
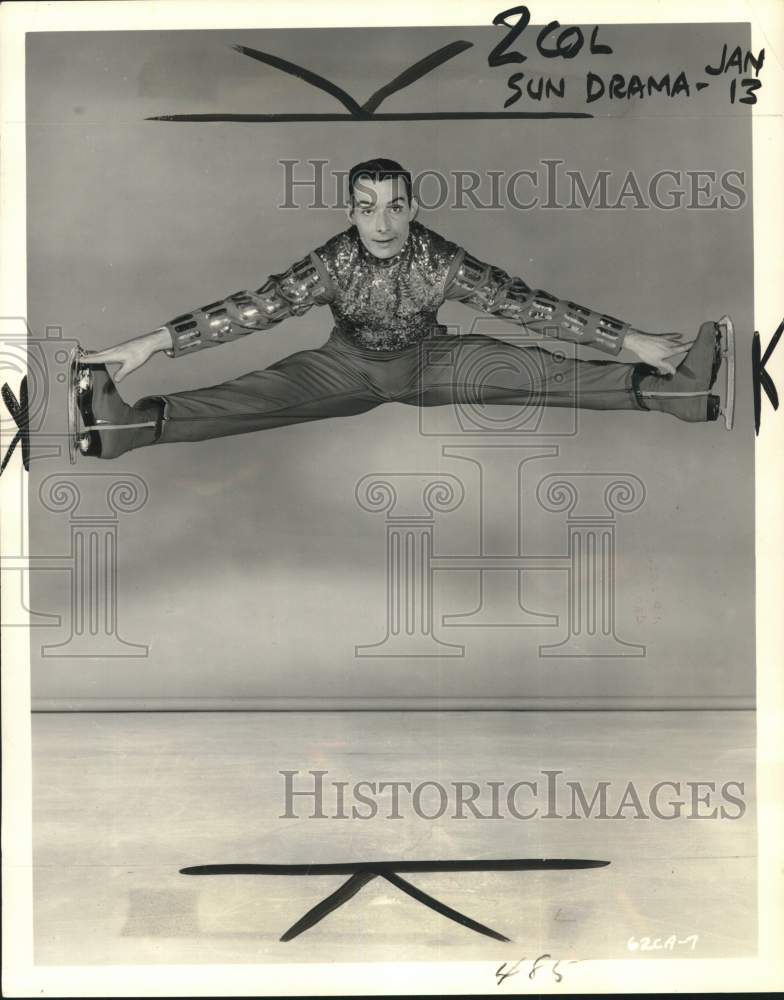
[164,221,629,357]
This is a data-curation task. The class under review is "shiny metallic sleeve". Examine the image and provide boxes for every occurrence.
[444,249,630,355]
[163,252,333,357]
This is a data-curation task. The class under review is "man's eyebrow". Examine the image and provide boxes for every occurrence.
[354,194,405,207]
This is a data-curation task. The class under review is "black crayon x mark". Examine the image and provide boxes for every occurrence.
[753,316,783,435]
[180,858,610,942]
[0,377,29,476]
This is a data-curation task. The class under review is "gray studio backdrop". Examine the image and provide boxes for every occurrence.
[25,23,754,709]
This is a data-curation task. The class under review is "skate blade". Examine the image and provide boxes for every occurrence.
[66,345,84,464]
[716,314,735,431]
[67,345,103,462]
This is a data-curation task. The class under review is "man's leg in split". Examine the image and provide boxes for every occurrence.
[399,329,719,422]
[398,333,642,414]
[78,342,383,459]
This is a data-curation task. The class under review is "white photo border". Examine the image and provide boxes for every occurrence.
[1,0,782,995]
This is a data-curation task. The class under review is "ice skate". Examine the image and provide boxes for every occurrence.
[67,345,164,462]
[632,315,736,428]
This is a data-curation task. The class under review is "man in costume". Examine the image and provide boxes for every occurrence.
[72,157,729,460]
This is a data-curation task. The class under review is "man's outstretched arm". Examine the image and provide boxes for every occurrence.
[84,252,333,380]
[444,249,688,374]
[163,253,331,358]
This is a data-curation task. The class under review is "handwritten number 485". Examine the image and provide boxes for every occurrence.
[495,955,576,986]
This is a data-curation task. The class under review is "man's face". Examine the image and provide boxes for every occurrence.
[348,176,418,259]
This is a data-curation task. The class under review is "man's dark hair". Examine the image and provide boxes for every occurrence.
[348,158,413,204]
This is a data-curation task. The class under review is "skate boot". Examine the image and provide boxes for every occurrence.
[631,316,735,428]
[67,346,165,462]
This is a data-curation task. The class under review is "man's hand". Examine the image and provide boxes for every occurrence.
[82,328,172,382]
[623,328,693,376]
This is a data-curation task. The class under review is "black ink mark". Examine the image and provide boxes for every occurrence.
[489,5,531,67]
[0,378,30,476]
[361,40,475,114]
[696,81,710,91]
[504,72,566,106]
[231,43,365,116]
[280,870,377,942]
[496,958,522,985]
[538,21,587,59]
[730,78,763,105]
[231,40,474,119]
[180,858,610,942]
[753,317,783,435]
[181,859,610,875]
[505,72,526,107]
[706,44,729,75]
[148,111,593,123]
[148,38,594,123]
[383,870,510,942]
[706,44,765,77]
[495,955,576,986]
[488,8,613,66]
[588,26,613,55]
[586,70,691,103]
[529,952,552,978]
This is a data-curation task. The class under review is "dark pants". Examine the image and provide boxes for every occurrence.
[153,328,641,446]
